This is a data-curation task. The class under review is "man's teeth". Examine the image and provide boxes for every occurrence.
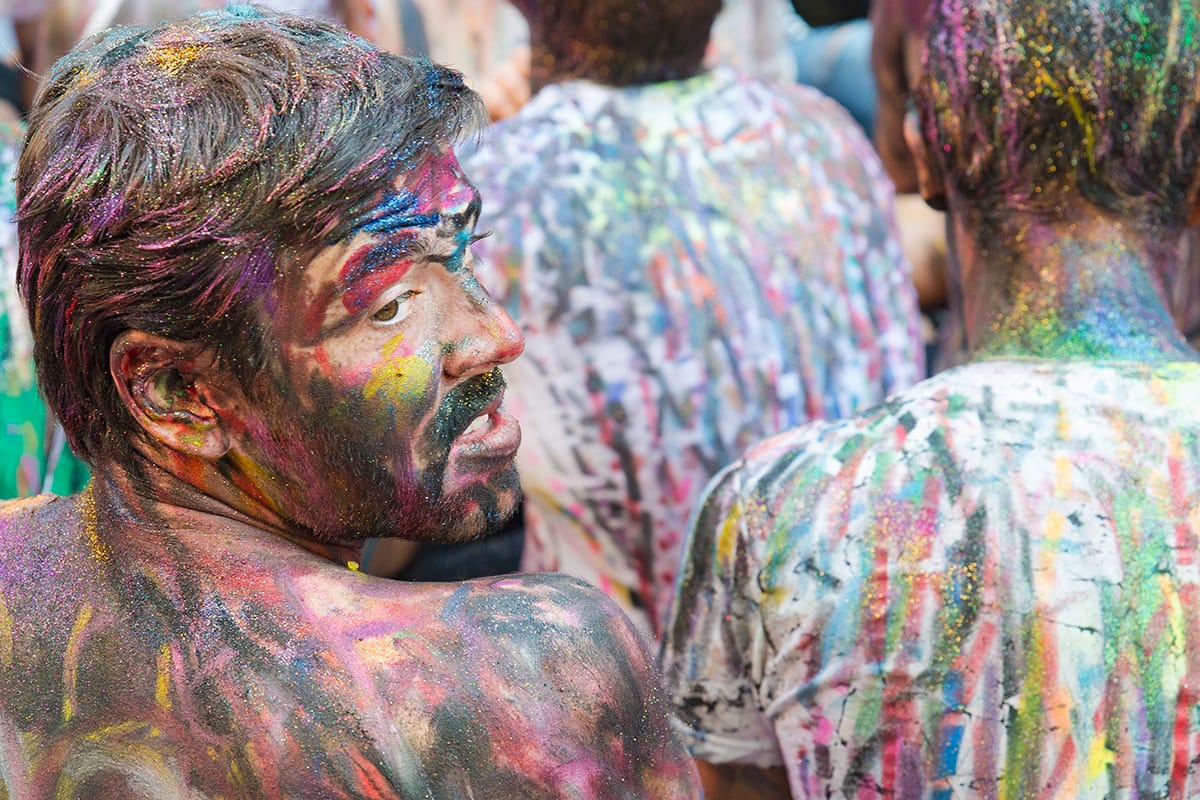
[464,413,491,436]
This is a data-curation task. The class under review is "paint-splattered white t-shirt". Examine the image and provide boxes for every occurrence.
[464,67,923,639]
[664,358,1200,797]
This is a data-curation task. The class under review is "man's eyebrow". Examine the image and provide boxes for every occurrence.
[351,189,441,235]
[334,232,430,304]
[327,184,482,316]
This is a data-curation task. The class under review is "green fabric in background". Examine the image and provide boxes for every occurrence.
[0,121,89,499]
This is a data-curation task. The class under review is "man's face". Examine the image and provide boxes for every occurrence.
[227,150,525,544]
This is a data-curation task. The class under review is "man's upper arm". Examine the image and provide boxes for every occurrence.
[660,464,783,769]
[541,576,702,798]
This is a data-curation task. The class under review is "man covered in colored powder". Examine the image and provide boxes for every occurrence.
[457,0,924,641]
[663,0,1200,796]
[0,8,700,798]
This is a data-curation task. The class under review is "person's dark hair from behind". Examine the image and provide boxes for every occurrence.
[790,0,871,27]
[510,0,723,90]
[16,5,484,469]
[915,0,1200,233]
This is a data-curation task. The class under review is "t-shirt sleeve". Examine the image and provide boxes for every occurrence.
[660,462,783,768]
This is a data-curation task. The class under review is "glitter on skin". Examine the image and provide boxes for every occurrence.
[2,8,701,797]
[363,331,436,407]
[61,603,95,723]
[0,592,11,669]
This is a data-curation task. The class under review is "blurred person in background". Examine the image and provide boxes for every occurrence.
[452,0,923,641]
[404,0,530,120]
[709,0,953,373]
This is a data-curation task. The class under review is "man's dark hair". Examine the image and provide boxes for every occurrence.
[915,0,1200,229]
[17,5,486,464]
[511,0,723,86]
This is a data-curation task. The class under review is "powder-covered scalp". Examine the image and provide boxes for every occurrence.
[17,5,486,465]
[513,0,722,86]
[916,0,1200,228]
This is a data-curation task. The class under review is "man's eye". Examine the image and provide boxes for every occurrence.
[372,291,418,323]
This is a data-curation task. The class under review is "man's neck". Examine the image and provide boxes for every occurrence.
[91,461,364,568]
[953,208,1199,363]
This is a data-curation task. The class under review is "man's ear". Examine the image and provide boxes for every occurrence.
[903,107,948,212]
[109,330,234,459]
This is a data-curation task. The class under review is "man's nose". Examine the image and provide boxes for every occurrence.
[442,286,525,379]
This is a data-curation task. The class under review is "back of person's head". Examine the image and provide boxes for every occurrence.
[789,0,869,27]
[17,5,485,466]
[512,0,722,86]
[914,0,1200,229]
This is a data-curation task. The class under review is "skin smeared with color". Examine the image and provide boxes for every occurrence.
[0,8,700,798]
[911,0,1200,368]
[232,150,526,545]
[663,1,1200,798]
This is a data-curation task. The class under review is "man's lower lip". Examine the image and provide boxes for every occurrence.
[452,408,521,460]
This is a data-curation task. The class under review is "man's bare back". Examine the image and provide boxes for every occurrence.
[0,490,691,797]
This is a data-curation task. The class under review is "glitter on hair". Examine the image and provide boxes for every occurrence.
[914,0,1200,229]
[17,8,487,464]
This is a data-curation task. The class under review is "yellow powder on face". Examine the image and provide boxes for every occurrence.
[363,332,435,409]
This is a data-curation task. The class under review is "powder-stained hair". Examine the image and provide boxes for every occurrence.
[915,0,1200,228]
[18,5,486,464]
[511,0,722,86]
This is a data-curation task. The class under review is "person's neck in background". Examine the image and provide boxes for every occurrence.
[526,33,706,93]
[951,201,1199,363]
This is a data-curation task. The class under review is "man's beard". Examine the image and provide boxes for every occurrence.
[234,368,520,545]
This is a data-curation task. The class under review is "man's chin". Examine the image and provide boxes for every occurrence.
[392,463,522,544]
[435,466,522,543]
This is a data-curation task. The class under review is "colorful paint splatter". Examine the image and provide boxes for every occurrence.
[664,358,1200,796]
[465,67,924,639]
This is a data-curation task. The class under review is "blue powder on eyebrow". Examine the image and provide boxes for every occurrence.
[353,190,440,235]
[442,230,472,273]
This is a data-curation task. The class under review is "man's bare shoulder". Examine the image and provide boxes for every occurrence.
[0,492,99,620]
[275,566,698,796]
[0,492,79,530]
[300,567,649,678]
